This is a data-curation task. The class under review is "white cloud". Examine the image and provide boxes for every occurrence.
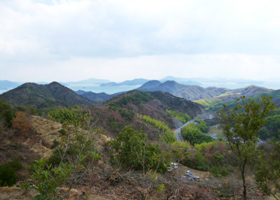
[1,0,280,82]
[2,54,279,82]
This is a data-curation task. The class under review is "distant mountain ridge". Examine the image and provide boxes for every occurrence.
[138,80,270,101]
[0,80,21,90]
[76,90,122,103]
[160,76,202,86]
[65,78,110,85]
[100,78,149,87]
[0,82,93,108]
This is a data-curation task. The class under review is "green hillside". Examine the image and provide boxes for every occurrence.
[0,82,93,109]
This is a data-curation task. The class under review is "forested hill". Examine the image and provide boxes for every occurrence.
[138,80,228,100]
[138,80,270,101]
[104,90,204,129]
[0,82,93,108]
[196,86,275,112]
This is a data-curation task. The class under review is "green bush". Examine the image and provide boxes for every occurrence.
[180,152,209,171]
[50,139,59,149]
[109,126,170,173]
[166,109,191,123]
[0,164,17,187]
[211,166,230,177]
[181,123,213,145]
[0,99,15,128]
[47,149,64,167]
[195,118,209,132]
[0,157,21,187]
[58,129,66,135]
[9,157,22,170]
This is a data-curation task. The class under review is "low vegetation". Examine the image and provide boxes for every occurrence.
[181,123,213,146]
[108,126,169,173]
[0,157,21,187]
[47,106,95,128]
[138,115,177,144]
[166,109,191,123]
[1,91,280,200]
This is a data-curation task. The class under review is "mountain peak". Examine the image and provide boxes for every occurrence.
[0,82,93,108]
[49,81,61,85]
[137,80,161,91]
[162,80,178,85]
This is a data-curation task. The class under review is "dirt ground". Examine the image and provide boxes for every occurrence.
[0,116,274,200]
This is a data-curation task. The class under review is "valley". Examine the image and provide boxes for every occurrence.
[0,79,279,200]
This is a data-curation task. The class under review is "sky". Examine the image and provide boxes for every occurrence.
[1,0,280,83]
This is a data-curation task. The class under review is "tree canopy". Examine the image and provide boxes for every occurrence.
[218,96,275,200]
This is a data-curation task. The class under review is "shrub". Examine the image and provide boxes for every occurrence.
[109,126,169,173]
[26,130,101,199]
[0,157,21,187]
[50,139,59,149]
[211,166,230,177]
[12,111,32,133]
[47,149,64,167]
[0,99,15,128]
[166,109,191,123]
[180,151,209,171]
[195,118,209,132]
[181,123,213,145]
[9,157,22,170]
[0,164,17,187]
[58,128,66,135]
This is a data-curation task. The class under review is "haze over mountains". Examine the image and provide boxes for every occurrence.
[0,78,275,109]
[1,76,280,95]
[0,76,279,108]
[138,80,271,101]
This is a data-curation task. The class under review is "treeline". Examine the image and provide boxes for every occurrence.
[47,106,95,128]
[138,115,177,144]
[166,109,191,123]
[181,119,213,146]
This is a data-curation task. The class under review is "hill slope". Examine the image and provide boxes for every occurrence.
[196,86,275,112]
[138,80,227,100]
[104,90,204,129]
[0,82,93,108]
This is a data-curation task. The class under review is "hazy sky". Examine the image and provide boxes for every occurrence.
[1,0,280,82]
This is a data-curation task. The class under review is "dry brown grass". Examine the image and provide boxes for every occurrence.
[0,116,272,200]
